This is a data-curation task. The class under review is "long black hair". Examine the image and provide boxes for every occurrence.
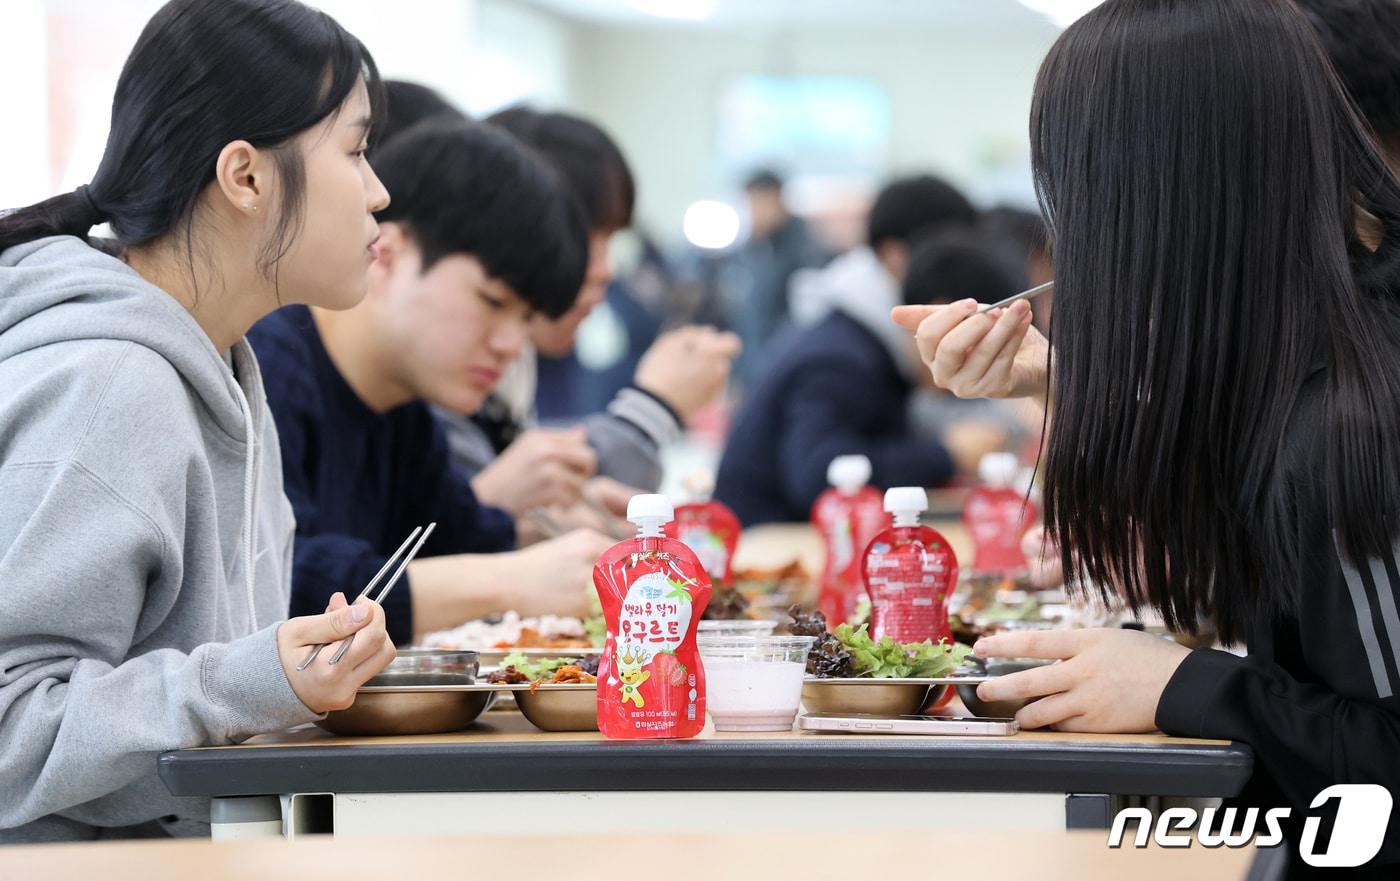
[0,0,382,279]
[1032,0,1400,643]
[1296,0,1400,156]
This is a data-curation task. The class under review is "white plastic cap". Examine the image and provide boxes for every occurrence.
[627,493,674,524]
[883,486,929,515]
[827,455,872,491]
[979,452,1020,487]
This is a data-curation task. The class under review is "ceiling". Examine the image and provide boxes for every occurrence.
[521,0,1063,32]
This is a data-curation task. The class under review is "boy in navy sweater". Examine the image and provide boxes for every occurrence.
[250,119,611,645]
[715,178,1021,525]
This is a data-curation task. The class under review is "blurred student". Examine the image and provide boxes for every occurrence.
[724,168,831,386]
[444,107,741,495]
[1296,0,1400,174]
[0,0,394,840]
[366,83,609,518]
[249,119,610,647]
[381,79,466,134]
[534,230,673,420]
[978,205,1053,334]
[713,185,1011,526]
[788,174,977,326]
[902,230,1039,450]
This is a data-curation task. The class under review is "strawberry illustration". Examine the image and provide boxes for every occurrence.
[653,650,687,687]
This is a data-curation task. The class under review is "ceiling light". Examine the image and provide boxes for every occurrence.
[624,0,717,22]
[683,200,741,250]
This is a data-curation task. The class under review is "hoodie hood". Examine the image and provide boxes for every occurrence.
[788,245,918,380]
[0,236,251,440]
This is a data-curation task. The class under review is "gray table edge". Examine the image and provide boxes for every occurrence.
[159,735,1254,799]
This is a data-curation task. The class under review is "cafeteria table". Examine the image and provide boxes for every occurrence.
[159,514,1251,842]
[158,710,1253,840]
[0,829,1270,881]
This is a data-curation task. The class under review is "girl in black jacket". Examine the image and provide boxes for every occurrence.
[895,0,1400,875]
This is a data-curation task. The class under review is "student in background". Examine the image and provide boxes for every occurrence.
[977,205,1053,334]
[788,174,978,327]
[381,79,466,136]
[724,168,831,387]
[443,107,741,495]
[0,0,394,841]
[1296,0,1400,175]
[368,83,609,519]
[902,229,1039,452]
[895,0,1400,872]
[249,119,610,647]
[714,212,1016,526]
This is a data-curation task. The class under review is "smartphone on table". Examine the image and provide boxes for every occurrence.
[799,713,1019,736]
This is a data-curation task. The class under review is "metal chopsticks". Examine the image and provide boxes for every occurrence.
[976,279,1055,314]
[294,523,432,671]
[325,522,435,665]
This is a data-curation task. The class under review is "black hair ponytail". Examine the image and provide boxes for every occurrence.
[0,186,107,248]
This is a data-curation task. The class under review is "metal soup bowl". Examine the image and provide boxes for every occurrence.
[801,679,946,716]
[512,683,599,732]
[316,684,495,736]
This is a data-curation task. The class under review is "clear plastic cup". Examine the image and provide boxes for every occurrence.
[698,635,815,732]
[696,619,779,637]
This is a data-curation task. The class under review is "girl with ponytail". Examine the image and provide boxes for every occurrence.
[0,0,396,841]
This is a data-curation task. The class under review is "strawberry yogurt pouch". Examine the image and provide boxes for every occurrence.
[595,494,713,739]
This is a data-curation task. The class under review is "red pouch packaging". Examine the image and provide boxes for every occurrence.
[862,487,959,645]
[667,473,742,585]
[595,494,713,739]
[812,454,885,626]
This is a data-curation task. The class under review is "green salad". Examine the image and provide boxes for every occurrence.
[789,606,971,678]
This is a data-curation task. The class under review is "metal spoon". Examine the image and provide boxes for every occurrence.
[976,280,1055,314]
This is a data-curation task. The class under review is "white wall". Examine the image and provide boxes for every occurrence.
[466,0,579,113]
[329,0,585,114]
[328,0,582,116]
[568,20,1059,244]
[6,0,1057,247]
[0,0,51,208]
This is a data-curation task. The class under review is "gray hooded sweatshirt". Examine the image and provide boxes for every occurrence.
[0,236,317,842]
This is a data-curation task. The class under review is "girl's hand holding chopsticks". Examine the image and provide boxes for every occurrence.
[277,593,395,714]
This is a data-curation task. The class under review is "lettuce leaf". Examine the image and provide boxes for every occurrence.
[831,623,970,679]
[499,652,573,681]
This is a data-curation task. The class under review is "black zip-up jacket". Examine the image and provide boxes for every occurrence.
[1156,369,1400,878]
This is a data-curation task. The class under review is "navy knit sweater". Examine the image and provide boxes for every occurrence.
[248,306,516,645]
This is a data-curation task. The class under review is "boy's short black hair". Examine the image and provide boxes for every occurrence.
[744,168,784,193]
[372,118,587,319]
[901,228,1024,308]
[1295,0,1400,147]
[978,205,1049,289]
[867,174,977,249]
[487,106,635,233]
[375,80,467,153]
[979,205,1049,257]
